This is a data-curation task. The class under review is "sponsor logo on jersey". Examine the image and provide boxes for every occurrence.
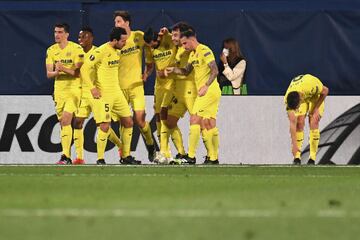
[120,45,140,55]
[153,50,172,60]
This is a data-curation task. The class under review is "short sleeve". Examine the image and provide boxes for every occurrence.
[45,48,53,65]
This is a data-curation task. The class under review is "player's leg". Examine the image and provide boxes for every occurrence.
[113,94,141,165]
[307,101,325,164]
[131,86,155,162]
[292,102,308,165]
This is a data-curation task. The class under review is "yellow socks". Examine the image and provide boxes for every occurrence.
[140,121,154,145]
[160,120,170,157]
[108,128,122,149]
[73,128,84,160]
[121,127,133,158]
[61,125,73,158]
[97,128,110,160]
[188,124,200,158]
[295,131,304,159]
[156,121,161,143]
[171,126,186,156]
[211,127,219,160]
[202,129,215,160]
[309,129,320,160]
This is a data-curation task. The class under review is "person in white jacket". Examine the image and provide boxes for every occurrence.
[218,38,246,95]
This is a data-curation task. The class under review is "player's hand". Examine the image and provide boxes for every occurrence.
[157,70,166,78]
[165,67,174,77]
[220,53,227,64]
[142,73,149,82]
[55,62,64,72]
[198,85,209,97]
[292,144,300,157]
[91,87,101,99]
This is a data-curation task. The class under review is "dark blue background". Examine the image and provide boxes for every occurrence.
[1,1,360,95]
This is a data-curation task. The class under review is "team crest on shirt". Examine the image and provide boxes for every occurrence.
[134,37,139,43]
[66,52,71,57]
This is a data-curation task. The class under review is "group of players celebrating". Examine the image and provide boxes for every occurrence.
[46,11,221,165]
[46,10,329,165]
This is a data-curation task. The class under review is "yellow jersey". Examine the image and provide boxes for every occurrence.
[174,46,197,98]
[118,30,145,89]
[46,41,83,94]
[188,43,220,94]
[284,74,324,105]
[145,33,176,90]
[81,43,121,96]
[81,45,97,98]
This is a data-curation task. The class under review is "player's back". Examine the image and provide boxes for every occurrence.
[118,30,145,89]
[285,74,323,103]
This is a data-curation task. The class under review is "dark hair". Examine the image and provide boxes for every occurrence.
[143,28,158,44]
[286,91,301,110]
[180,26,196,38]
[54,23,70,33]
[171,21,191,32]
[109,27,126,41]
[222,38,245,65]
[80,26,94,35]
[113,10,131,25]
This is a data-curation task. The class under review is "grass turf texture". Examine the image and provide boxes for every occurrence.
[1,165,360,240]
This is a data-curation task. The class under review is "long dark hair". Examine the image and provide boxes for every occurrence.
[222,38,245,67]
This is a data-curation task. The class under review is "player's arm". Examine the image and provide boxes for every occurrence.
[198,60,219,97]
[55,62,83,77]
[80,52,101,98]
[45,49,59,79]
[143,62,154,82]
[288,111,300,157]
[46,64,59,79]
[310,86,329,119]
[166,63,193,76]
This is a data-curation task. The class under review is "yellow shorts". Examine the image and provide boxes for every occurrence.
[122,85,145,112]
[291,100,325,117]
[54,89,81,120]
[168,95,196,118]
[93,94,132,124]
[192,92,221,119]
[154,87,173,113]
[76,98,93,118]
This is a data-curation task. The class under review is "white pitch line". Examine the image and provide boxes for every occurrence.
[0,173,348,178]
[0,208,358,219]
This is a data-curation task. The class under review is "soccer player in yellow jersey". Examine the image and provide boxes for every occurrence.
[143,27,186,164]
[284,74,329,165]
[166,26,221,164]
[81,27,140,165]
[46,23,84,164]
[73,27,123,164]
[114,11,156,162]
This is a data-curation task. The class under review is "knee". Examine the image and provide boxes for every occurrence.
[296,119,305,131]
[122,117,133,128]
[60,114,72,126]
[160,107,168,120]
[99,123,110,132]
[190,115,201,125]
[166,116,178,129]
[133,114,145,127]
[73,118,84,129]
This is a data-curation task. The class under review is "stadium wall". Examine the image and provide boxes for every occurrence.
[1,1,360,95]
[0,96,359,164]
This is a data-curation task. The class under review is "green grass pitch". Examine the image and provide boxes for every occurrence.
[1,165,360,240]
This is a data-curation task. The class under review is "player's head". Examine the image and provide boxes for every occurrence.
[170,22,191,46]
[54,23,70,43]
[143,28,160,49]
[180,26,197,51]
[109,27,127,50]
[78,26,94,49]
[114,10,131,28]
[286,91,301,110]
